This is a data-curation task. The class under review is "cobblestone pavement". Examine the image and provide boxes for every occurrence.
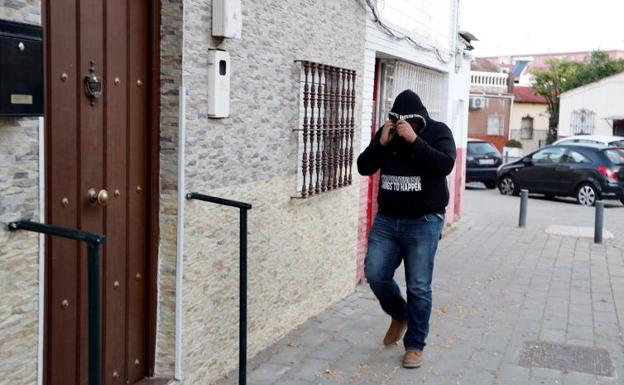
[216,187,624,385]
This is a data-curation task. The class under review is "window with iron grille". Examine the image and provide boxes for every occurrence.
[521,115,534,139]
[571,109,595,135]
[386,61,446,121]
[294,61,356,198]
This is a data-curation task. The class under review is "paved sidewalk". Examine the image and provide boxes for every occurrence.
[216,188,624,385]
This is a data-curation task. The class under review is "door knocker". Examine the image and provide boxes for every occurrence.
[84,60,103,106]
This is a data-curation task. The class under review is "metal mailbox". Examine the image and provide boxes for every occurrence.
[0,19,43,117]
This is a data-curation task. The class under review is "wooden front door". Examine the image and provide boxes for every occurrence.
[44,1,152,384]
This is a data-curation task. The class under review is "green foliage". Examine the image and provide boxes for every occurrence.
[532,51,624,142]
[505,139,523,148]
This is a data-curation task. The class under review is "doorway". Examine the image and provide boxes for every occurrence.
[44,1,158,384]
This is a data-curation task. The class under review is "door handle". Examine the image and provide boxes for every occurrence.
[87,188,108,206]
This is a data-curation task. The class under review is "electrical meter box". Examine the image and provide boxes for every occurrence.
[0,19,43,117]
[207,49,231,118]
[212,0,242,39]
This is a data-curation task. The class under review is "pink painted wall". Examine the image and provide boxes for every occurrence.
[444,147,466,223]
[452,148,467,218]
[355,175,371,283]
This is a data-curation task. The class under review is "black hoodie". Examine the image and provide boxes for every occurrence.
[357,90,456,218]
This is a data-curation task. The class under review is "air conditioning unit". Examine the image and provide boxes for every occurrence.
[469,96,486,110]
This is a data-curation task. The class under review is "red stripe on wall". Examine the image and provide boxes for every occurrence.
[454,148,467,217]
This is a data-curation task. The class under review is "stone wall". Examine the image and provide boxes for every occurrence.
[155,0,185,376]
[0,1,368,383]
[174,0,367,382]
[0,3,42,385]
[183,178,360,383]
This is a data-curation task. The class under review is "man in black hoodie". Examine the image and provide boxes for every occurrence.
[358,89,456,368]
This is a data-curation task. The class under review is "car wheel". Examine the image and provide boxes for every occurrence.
[498,175,518,196]
[484,181,497,189]
[620,198,624,206]
[576,183,599,206]
[544,194,555,200]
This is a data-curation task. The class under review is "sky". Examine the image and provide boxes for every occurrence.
[460,0,624,57]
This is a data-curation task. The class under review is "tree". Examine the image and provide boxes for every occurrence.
[532,51,624,143]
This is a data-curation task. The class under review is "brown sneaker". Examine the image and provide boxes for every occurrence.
[382,319,407,346]
[402,349,423,368]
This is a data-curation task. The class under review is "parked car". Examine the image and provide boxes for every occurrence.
[466,138,503,189]
[553,135,624,147]
[497,144,624,206]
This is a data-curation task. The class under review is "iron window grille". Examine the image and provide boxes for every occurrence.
[391,61,446,121]
[571,109,595,135]
[521,115,534,139]
[294,60,356,198]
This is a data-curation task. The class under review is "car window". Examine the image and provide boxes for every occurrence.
[561,150,591,164]
[609,140,624,147]
[468,142,499,156]
[531,147,566,164]
[603,149,624,165]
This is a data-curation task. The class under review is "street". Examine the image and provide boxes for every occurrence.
[217,187,624,385]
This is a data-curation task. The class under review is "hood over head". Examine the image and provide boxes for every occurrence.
[390,89,429,130]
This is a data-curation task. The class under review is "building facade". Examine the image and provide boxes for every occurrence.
[0,1,470,384]
[1,1,367,384]
[355,0,471,281]
[558,71,624,138]
[467,70,513,151]
[481,50,624,86]
[509,86,549,153]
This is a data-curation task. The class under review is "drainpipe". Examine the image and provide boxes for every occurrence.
[175,85,186,380]
[508,95,515,141]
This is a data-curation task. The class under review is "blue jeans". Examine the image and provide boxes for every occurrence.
[364,211,444,350]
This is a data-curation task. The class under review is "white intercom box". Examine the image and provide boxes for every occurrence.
[212,0,242,39]
[207,49,231,118]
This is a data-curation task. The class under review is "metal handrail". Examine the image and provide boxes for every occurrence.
[185,192,251,385]
[186,192,252,210]
[7,220,105,385]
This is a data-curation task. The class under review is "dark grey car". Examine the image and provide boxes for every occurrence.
[497,144,624,206]
[466,139,502,189]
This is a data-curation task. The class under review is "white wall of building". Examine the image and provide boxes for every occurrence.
[559,72,624,137]
[447,56,471,150]
[360,0,470,151]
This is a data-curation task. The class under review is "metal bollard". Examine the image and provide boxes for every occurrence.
[595,201,604,244]
[519,189,528,227]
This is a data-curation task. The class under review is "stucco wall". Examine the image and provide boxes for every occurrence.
[0,2,42,385]
[558,72,624,137]
[468,96,511,137]
[510,102,549,153]
[167,0,367,383]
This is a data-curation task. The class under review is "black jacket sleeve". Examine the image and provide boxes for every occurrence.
[357,127,388,176]
[408,123,456,177]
